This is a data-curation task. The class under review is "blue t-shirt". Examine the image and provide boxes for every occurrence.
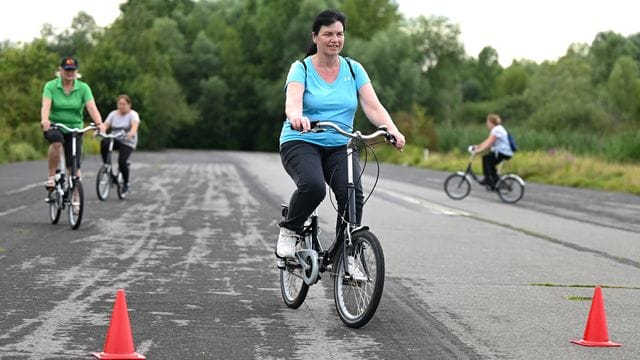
[279,56,371,146]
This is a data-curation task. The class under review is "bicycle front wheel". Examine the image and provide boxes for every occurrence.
[279,237,310,309]
[96,166,111,201]
[48,191,61,224]
[333,230,384,328]
[444,173,471,200]
[68,180,84,230]
[496,176,525,203]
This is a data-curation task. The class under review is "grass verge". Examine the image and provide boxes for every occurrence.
[374,144,640,195]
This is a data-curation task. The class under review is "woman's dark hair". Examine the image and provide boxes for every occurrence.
[117,94,132,105]
[305,9,347,56]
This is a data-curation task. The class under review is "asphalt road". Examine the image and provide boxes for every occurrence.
[1,150,639,359]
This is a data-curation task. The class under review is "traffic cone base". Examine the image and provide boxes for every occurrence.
[571,339,621,347]
[93,289,146,359]
[92,351,146,359]
[571,286,621,347]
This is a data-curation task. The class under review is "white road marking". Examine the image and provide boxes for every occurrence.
[0,205,27,217]
[376,187,470,216]
[5,183,42,195]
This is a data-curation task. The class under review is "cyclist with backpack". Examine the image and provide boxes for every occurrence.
[472,113,514,190]
[276,9,405,259]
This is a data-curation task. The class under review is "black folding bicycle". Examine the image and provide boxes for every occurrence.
[95,130,128,201]
[45,122,96,230]
[278,121,396,328]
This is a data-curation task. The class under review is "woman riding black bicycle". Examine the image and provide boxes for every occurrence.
[100,94,140,195]
[472,113,513,190]
[41,56,104,189]
[276,9,405,261]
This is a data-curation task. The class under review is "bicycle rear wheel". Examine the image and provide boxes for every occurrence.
[96,166,111,201]
[68,180,84,230]
[333,230,384,328]
[48,191,61,224]
[280,237,310,308]
[496,176,524,203]
[444,173,471,200]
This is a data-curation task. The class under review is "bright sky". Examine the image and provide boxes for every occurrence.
[397,0,640,66]
[2,1,639,67]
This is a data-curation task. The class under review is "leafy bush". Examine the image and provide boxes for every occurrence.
[8,142,40,162]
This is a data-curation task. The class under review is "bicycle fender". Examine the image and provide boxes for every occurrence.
[350,225,370,235]
[503,174,525,186]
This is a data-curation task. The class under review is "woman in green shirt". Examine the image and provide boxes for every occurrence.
[41,56,104,188]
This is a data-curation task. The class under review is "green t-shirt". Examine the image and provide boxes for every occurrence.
[42,77,94,133]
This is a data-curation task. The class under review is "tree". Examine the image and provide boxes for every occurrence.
[49,12,101,58]
[407,15,465,126]
[341,0,400,40]
[607,56,640,120]
[589,31,639,85]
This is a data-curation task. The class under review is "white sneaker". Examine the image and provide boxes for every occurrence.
[276,227,297,258]
[348,255,368,282]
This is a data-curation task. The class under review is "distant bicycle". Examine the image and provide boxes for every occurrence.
[444,145,525,203]
[278,121,395,328]
[96,130,128,200]
[45,123,96,229]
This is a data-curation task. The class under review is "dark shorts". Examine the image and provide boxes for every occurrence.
[43,128,83,169]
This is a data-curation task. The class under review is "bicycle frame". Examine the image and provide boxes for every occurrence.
[102,130,127,164]
[458,152,506,186]
[52,123,95,188]
[279,121,393,327]
[301,121,393,278]
[47,123,96,229]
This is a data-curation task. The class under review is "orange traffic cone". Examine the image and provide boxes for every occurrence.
[571,286,621,347]
[92,289,146,359]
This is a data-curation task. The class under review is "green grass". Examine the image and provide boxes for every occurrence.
[374,144,640,195]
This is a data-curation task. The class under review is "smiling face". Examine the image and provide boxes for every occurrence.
[60,68,77,82]
[313,21,344,56]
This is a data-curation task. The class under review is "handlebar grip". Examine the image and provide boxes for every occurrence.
[386,133,397,145]
[289,120,321,132]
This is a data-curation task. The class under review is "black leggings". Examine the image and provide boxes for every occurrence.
[280,141,364,235]
[100,139,134,184]
[482,152,511,186]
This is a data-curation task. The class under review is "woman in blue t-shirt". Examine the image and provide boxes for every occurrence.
[276,9,406,259]
[472,113,513,189]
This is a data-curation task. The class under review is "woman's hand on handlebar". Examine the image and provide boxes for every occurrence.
[41,119,51,132]
[388,129,406,150]
[289,116,311,132]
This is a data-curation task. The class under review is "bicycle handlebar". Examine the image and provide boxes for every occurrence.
[51,123,97,134]
[308,121,397,145]
[97,130,127,139]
